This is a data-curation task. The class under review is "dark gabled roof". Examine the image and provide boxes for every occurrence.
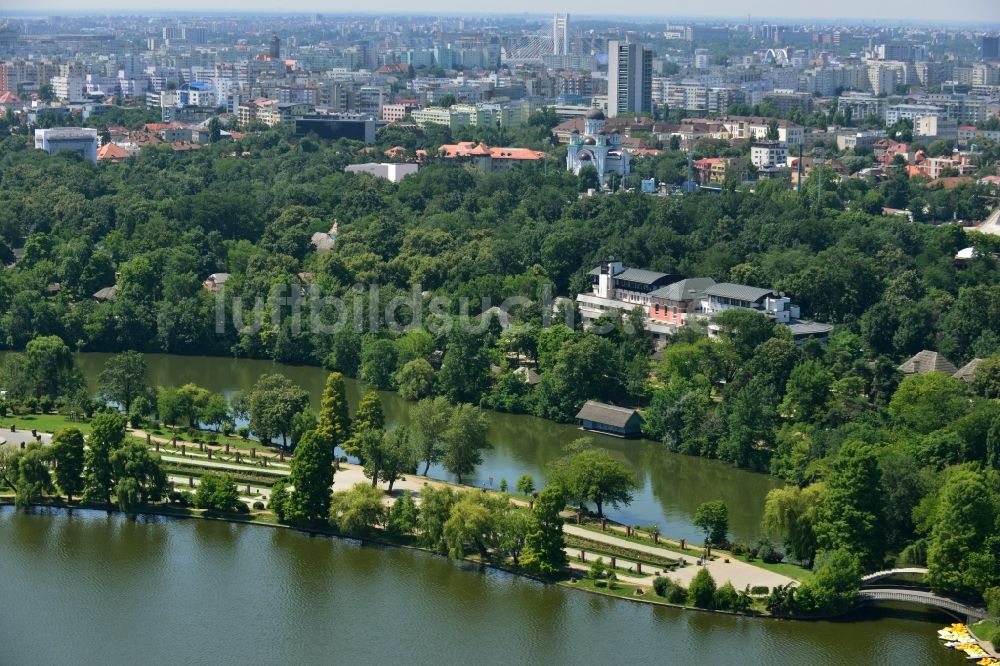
[589,264,625,277]
[703,283,776,302]
[93,285,118,301]
[650,277,717,302]
[897,350,958,376]
[513,366,541,385]
[953,358,981,382]
[575,400,642,428]
[614,267,673,285]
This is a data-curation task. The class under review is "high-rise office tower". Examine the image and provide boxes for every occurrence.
[984,36,1000,61]
[269,34,281,60]
[553,14,570,56]
[607,40,652,118]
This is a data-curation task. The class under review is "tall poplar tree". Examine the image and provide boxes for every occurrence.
[288,430,334,525]
[317,372,351,456]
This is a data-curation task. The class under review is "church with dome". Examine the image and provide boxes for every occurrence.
[565,108,631,187]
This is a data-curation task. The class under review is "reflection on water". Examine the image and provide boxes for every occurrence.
[70,352,782,542]
[0,507,965,666]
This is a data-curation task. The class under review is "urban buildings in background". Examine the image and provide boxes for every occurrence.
[0,13,997,189]
[552,14,569,57]
[607,40,653,117]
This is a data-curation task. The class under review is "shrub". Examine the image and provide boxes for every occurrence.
[897,540,928,567]
[666,583,688,604]
[168,490,190,506]
[269,480,291,522]
[589,557,608,580]
[194,472,241,513]
[985,586,1000,618]
[730,543,747,556]
[757,542,785,564]
[689,568,717,608]
[237,426,250,440]
[714,581,739,611]
[653,576,670,597]
[751,585,770,595]
[992,628,1000,647]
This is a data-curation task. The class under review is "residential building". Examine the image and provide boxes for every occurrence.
[437,142,545,173]
[761,91,814,116]
[836,129,886,151]
[565,108,631,186]
[692,157,730,184]
[411,106,472,132]
[750,141,789,170]
[258,102,310,127]
[381,102,419,122]
[897,350,958,376]
[50,75,84,102]
[607,40,652,117]
[914,116,958,140]
[34,127,98,162]
[717,116,804,147]
[344,162,418,182]
[885,103,945,124]
[648,278,716,327]
[701,282,832,344]
[867,63,898,95]
[575,262,831,344]
[576,261,682,341]
[837,92,886,122]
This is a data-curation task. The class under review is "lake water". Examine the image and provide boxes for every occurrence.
[0,507,964,666]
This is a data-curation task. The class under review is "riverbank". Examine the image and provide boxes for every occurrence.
[0,494,795,620]
[0,507,962,666]
[0,414,802,591]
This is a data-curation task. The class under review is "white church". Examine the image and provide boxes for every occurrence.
[565,108,630,187]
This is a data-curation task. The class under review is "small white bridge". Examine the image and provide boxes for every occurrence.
[860,567,929,585]
[859,588,988,621]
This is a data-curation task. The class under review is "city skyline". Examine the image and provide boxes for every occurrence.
[1,2,997,24]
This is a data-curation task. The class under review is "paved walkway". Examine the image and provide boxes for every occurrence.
[564,524,796,590]
[0,428,52,450]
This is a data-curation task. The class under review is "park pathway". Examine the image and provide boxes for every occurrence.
[563,524,796,590]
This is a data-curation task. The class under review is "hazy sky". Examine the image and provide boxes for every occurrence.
[6,0,999,24]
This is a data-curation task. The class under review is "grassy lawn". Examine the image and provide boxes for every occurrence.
[724,552,815,583]
[565,533,679,568]
[1,413,92,435]
[569,576,651,600]
[572,521,705,558]
[146,427,270,453]
[568,552,675,576]
[971,619,999,642]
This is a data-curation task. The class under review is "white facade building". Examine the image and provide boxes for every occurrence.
[344,163,418,183]
[34,128,98,162]
[750,141,789,170]
[51,75,85,102]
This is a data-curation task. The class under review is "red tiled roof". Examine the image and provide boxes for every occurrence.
[97,143,130,160]
[438,142,545,160]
